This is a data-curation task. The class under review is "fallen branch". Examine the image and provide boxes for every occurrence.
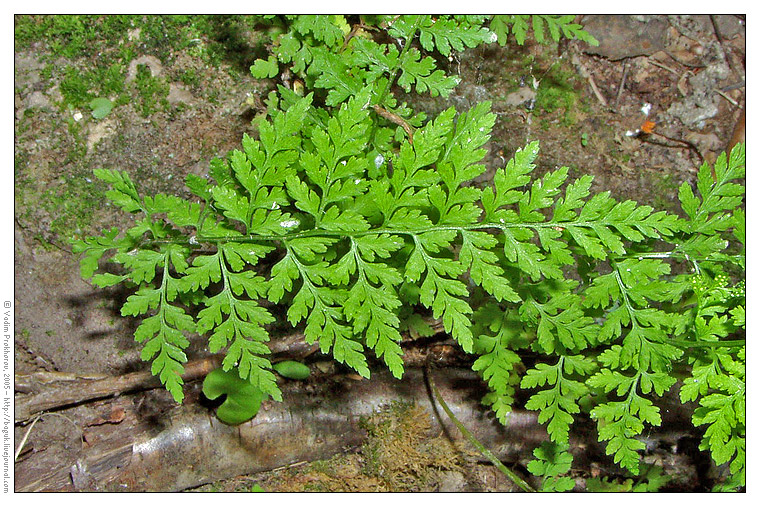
[15,356,222,423]
[14,365,703,492]
[15,368,532,491]
[15,320,444,423]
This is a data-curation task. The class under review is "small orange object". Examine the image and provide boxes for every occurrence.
[640,120,656,134]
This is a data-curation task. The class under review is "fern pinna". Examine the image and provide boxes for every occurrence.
[73,16,744,488]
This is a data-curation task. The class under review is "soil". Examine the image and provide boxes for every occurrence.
[12,15,745,492]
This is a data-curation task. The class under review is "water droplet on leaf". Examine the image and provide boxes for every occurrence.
[280,219,300,228]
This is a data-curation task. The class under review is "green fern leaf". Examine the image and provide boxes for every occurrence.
[397,49,460,98]
[417,16,493,56]
[72,227,135,278]
[490,15,598,46]
[471,307,524,423]
[312,47,364,106]
[250,55,279,78]
[527,441,575,492]
[521,355,594,444]
[460,230,519,303]
[93,169,144,213]
[291,15,346,48]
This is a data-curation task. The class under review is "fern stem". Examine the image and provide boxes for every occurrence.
[669,338,745,349]
[426,366,536,492]
[182,220,611,246]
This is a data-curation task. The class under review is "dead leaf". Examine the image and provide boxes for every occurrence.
[86,407,126,427]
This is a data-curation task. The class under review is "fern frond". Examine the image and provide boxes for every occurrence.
[76,16,743,489]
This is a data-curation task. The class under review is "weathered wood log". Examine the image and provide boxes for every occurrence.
[14,366,702,492]
[14,320,446,422]
[15,356,222,422]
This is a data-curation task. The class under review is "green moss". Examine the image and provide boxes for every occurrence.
[97,63,127,96]
[534,61,584,126]
[15,14,266,70]
[184,16,269,70]
[17,15,158,61]
[303,482,329,492]
[64,117,87,163]
[49,178,102,236]
[536,81,576,122]
[15,15,132,60]
[15,144,103,248]
[133,63,170,117]
[58,63,127,111]
[40,64,55,80]
[178,68,200,88]
[60,66,93,108]
[16,110,36,133]
[34,181,100,246]
[16,14,252,115]
[358,402,462,490]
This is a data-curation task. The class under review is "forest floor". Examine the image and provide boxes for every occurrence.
[12,15,745,492]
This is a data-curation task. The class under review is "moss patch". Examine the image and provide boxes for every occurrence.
[133,63,170,117]
[359,402,463,489]
[535,59,585,126]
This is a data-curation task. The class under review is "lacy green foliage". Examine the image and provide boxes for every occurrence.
[527,442,576,492]
[529,442,670,492]
[674,148,746,490]
[250,15,593,112]
[585,466,670,492]
[251,15,490,108]
[490,15,599,46]
[74,15,744,490]
[575,148,744,482]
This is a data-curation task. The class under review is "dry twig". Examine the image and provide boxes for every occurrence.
[613,61,629,109]
[373,105,415,144]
